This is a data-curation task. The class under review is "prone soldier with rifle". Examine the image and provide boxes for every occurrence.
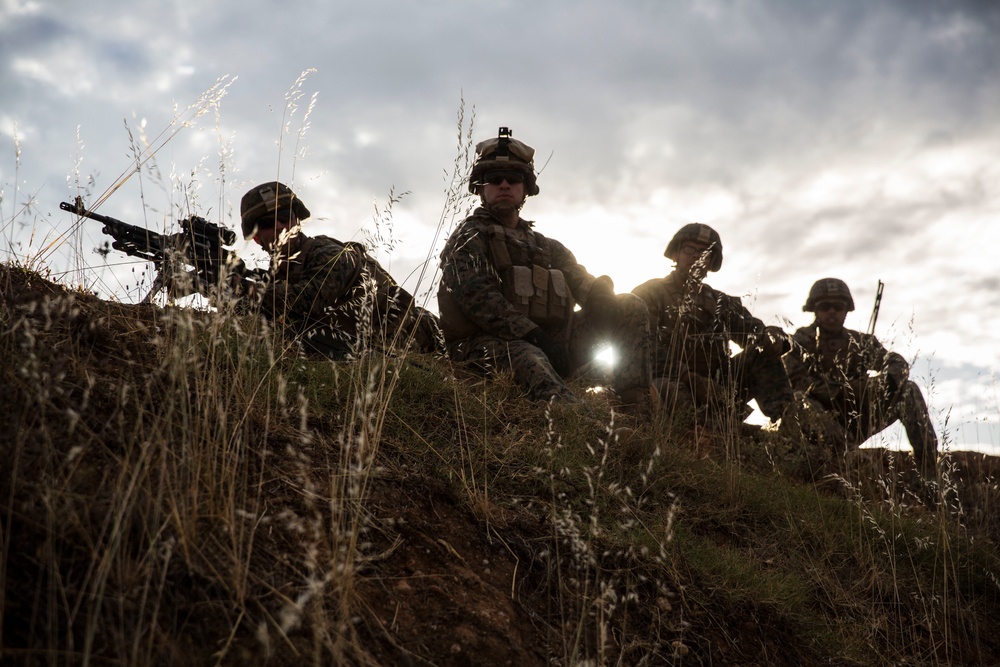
[781,278,939,476]
[238,181,441,359]
[63,182,442,359]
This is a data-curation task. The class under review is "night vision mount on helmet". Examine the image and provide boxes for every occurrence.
[469,127,540,196]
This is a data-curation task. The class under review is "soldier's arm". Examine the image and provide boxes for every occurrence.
[717,291,766,345]
[781,346,809,392]
[631,279,689,378]
[440,226,536,340]
[787,328,838,406]
[546,236,601,304]
[630,280,664,327]
[867,334,909,383]
[263,240,362,324]
[718,292,788,357]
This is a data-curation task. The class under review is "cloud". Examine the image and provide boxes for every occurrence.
[3,0,1000,450]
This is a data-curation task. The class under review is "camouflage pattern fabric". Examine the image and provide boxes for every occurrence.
[782,323,938,469]
[258,231,442,359]
[438,208,651,403]
[632,271,792,420]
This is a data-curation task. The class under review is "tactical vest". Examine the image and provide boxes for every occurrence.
[651,278,731,381]
[440,222,574,341]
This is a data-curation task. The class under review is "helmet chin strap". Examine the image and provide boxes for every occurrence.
[482,194,526,215]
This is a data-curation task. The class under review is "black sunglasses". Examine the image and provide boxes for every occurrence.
[482,171,525,186]
[815,301,847,313]
[257,208,295,230]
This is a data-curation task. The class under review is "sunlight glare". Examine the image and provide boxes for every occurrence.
[595,344,616,368]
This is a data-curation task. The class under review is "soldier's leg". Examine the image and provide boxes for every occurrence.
[570,293,652,399]
[653,376,697,416]
[839,377,894,445]
[775,393,846,479]
[449,335,578,403]
[895,380,938,473]
[736,347,794,421]
[788,393,848,448]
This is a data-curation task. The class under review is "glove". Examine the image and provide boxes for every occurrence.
[759,326,791,358]
[524,327,572,377]
[886,372,901,397]
[585,280,622,323]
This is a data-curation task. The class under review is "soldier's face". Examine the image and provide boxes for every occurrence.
[815,300,848,333]
[676,242,710,277]
[481,174,526,213]
[253,213,296,251]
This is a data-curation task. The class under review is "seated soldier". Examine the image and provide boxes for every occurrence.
[782,278,938,475]
[632,223,792,425]
[437,127,653,408]
[240,181,440,358]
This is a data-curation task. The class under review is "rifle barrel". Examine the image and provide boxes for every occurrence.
[61,196,256,300]
[60,198,131,230]
[867,280,884,335]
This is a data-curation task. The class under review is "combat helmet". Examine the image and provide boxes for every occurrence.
[240,181,311,239]
[469,127,540,196]
[664,223,723,272]
[803,278,855,312]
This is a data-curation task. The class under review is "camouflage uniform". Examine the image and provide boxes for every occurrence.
[257,231,440,359]
[632,271,792,420]
[438,207,651,403]
[783,323,938,468]
[240,181,440,359]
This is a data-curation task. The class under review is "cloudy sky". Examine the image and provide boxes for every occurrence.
[2,0,998,453]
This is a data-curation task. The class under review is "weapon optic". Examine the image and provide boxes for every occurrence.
[60,196,264,303]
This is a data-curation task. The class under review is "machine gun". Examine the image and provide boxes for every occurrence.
[61,196,265,304]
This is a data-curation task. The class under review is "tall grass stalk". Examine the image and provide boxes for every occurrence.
[3,87,999,666]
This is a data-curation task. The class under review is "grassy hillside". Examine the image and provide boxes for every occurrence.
[2,262,999,666]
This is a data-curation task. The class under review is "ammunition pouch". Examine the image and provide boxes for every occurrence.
[439,220,576,342]
[502,265,572,328]
[486,223,573,329]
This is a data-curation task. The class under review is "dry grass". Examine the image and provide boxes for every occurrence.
[2,87,1000,666]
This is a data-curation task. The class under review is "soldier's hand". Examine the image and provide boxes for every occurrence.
[525,327,572,377]
[586,281,621,323]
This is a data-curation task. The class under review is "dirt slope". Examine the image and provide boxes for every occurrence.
[2,263,999,666]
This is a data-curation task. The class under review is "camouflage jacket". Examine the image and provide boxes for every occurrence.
[259,231,439,357]
[783,323,908,407]
[632,271,771,380]
[437,208,603,342]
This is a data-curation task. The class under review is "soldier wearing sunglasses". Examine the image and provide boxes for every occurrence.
[782,278,938,476]
[437,127,653,408]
